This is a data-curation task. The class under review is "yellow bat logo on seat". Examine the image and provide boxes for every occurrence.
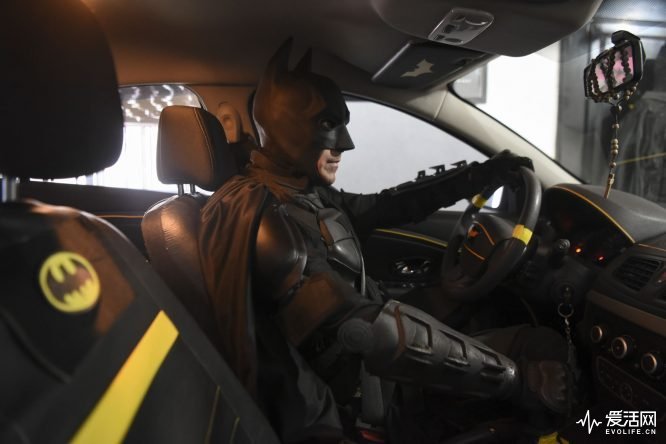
[39,251,100,313]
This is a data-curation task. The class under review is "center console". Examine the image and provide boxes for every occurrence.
[584,291,666,419]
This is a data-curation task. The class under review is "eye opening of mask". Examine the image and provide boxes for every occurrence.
[319,118,338,131]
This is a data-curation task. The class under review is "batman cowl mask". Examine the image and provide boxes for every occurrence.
[253,39,355,182]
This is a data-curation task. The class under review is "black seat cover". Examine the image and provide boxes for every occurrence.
[0,1,277,442]
[142,105,240,349]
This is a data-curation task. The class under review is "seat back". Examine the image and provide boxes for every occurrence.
[142,105,240,346]
[0,1,277,442]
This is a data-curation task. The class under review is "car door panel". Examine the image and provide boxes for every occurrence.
[363,210,461,298]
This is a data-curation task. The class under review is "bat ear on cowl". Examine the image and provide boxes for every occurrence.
[263,37,293,85]
[293,48,312,74]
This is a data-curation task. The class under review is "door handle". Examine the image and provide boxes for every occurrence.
[392,258,432,276]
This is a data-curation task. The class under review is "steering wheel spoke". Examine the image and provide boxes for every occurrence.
[441,167,541,302]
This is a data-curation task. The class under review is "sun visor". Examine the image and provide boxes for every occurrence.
[372,42,491,89]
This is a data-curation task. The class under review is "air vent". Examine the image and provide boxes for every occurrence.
[613,257,662,291]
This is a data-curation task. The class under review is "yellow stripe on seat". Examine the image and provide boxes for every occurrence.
[471,194,487,209]
[512,224,533,245]
[71,311,179,444]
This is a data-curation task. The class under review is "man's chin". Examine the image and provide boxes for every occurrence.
[314,173,336,186]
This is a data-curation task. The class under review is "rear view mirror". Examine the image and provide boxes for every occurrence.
[584,30,645,103]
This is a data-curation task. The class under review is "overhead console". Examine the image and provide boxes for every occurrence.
[370,0,603,56]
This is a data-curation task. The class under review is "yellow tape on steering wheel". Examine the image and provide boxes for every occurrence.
[537,432,569,444]
[512,224,533,245]
[471,194,487,209]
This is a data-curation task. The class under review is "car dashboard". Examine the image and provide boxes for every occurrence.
[540,184,666,433]
[542,185,634,268]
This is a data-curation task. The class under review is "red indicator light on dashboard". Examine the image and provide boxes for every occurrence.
[597,256,605,262]
[575,247,583,254]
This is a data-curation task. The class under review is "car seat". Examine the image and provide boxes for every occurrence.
[142,105,239,350]
[0,0,277,442]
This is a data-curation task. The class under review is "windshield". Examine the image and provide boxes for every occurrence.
[454,0,666,207]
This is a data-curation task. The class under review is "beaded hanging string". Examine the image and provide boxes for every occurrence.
[593,45,638,199]
[604,104,621,198]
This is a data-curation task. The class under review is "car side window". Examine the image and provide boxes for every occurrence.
[339,98,501,210]
[43,85,202,192]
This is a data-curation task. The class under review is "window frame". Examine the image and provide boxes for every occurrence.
[341,94,515,213]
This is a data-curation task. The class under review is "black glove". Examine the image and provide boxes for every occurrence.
[470,149,534,188]
[515,359,570,414]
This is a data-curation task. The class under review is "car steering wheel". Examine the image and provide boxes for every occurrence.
[441,166,541,302]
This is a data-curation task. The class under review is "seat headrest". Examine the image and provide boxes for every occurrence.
[0,0,123,179]
[157,106,239,192]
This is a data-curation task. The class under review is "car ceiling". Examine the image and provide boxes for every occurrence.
[83,0,602,88]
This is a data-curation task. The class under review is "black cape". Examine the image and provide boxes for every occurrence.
[200,173,268,395]
[200,162,345,441]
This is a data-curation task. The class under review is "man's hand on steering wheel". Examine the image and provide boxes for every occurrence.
[471,149,535,189]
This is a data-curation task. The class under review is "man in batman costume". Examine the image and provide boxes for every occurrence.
[200,40,570,443]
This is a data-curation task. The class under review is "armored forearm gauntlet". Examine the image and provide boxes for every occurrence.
[338,300,519,400]
[338,300,569,412]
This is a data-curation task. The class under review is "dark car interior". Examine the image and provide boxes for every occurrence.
[2,0,666,442]
[0,1,277,442]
